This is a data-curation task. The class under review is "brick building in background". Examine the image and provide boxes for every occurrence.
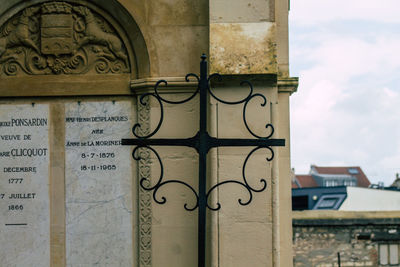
[292,165,371,189]
[292,167,400,266]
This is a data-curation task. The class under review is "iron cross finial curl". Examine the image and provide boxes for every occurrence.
[122,54,285,267]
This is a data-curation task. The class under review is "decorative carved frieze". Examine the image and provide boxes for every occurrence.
[0,2,130,76]
[137,95,153,267]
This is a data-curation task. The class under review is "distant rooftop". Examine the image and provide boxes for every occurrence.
[292,165,371,189]
[292,175,316,189]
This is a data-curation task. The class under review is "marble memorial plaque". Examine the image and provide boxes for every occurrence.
[65,101,134,266]
[0,104,50,266]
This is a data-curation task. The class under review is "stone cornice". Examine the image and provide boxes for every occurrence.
[293,210,400,221]
[130,77,198,94]
[131,74,279,95]
[278,77,299,94]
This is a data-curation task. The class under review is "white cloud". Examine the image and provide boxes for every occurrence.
[289,14,400,185]
[290,0,400,25]
[293,34,400,80]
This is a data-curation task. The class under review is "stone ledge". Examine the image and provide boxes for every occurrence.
[293,217,400,227]
[293,210,400,226]
[130,77,198,94]
[131,74,278,95]
[0,74,131,97]
[278,77,298,94]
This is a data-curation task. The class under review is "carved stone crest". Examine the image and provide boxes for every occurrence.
[0,2,130,75]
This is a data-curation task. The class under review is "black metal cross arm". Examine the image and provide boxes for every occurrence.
[121,136,198,149]
[121,133,285,153]
[208,136,285,150]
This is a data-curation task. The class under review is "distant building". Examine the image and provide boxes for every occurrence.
[292,165,371,188]
[293,210,400,267]
[292,172,400,267]
[391,173,400,189]
[293,186,400,211]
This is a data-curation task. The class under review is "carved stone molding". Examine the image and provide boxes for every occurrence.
[131,77,199,95]
[278,77,299,94]
[0,1,130,76]
[137,95,152,267]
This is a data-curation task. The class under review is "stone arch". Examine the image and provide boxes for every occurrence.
[0,0,150,81]
[81,0,152,78]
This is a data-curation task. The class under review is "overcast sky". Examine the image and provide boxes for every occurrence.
[289,0,400,185]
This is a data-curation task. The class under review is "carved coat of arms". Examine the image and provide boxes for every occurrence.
[0,2,130,75]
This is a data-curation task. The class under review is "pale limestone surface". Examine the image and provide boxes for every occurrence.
[210,22,277,74]
[146,94,200,267]
[65,101,134,266]
[0,104,50,267]
[210,83,274,266]
[210,0,273,23]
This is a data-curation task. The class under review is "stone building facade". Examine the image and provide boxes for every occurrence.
[293,211,400,267]
[0,0,297,266]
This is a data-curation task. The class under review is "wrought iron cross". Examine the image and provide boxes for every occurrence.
[122,54,285,267]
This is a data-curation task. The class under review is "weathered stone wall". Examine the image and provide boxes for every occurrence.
[0,0,298,266]
[293,211,400,267]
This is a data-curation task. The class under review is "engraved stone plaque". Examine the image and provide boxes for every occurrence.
[65,101,134,266]
[0,104,50,266]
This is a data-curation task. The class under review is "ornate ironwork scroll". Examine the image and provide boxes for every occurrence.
[0,1,130,76]
[122,54,285,267]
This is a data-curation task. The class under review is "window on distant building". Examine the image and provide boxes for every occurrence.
[391,244,399,265]
[325,180,339,187]
[380,244,399,265]
[343,180,356,186]
[316,198,337,209]
[312,194,346,210]
[292,196,309,210]
[348,168,359,174]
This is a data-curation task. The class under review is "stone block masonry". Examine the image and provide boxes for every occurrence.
[293,211,400,267]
